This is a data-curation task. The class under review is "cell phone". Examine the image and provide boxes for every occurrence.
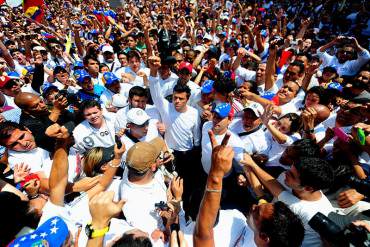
[154,201,169,211]
[233,88,241,97]
[333,127,350,143]
[357,128,366,146]
[115,135,122,149]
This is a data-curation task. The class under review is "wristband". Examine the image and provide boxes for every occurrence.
[304,129,314,134]
[28,194,40,200]
[205,187,222,193]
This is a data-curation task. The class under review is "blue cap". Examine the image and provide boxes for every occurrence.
[232,18,237,24]
[212,103,231,118]
[327,82,343,92]
[103,72,120,85]
[201,80,214,94]
[42,84,58,97]
[260,29,268,38]
[73,61,84,68]
[74,69,91,84]
[7,71,20,79]
[8,216,69,247]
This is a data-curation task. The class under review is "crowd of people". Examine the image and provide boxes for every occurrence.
[0,0,370,246]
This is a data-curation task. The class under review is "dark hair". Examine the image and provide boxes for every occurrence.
[213,76,237,96]
[0,121,26,145]
[127,50,141,61]
[242,80,259,95]
[279,113,301,133]
[0,192,39,246]
[295,157,334,191]
[118,51,127,56]
[289,61,305,74]
[80,99,101,113]
[173,83,191,99]
[99,63,109,70]
[305,86,329,106]
[291,139,320,158]
[113,233,152,247]
[129,86,147,99]
[83,54,99,66]
[260,201,304,247]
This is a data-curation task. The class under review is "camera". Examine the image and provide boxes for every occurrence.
[54,90,80,106]
[155,201,169,211]
[348,176,370,198]
[270,35,285,46]
[309,212,370,247]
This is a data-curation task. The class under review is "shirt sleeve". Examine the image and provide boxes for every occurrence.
[316,49,334,67]
[193,111,201,146]
[149,76,171,121]
[347,49,370,75]
[277,190,300,205]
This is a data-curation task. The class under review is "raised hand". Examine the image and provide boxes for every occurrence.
[89,191,126,228]
[171,176,184,201]
[208,130,234,176]
[13,163,31,184]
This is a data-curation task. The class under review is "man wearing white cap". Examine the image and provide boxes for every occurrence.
[230,103,269,154]
[99,45,120,72]
[119,108,160,161]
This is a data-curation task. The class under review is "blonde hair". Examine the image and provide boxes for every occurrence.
[83,147,104,177]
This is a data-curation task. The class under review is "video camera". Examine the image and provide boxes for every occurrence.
[348,176,370,198]
[309,212,370,247]
[54,89,80,107]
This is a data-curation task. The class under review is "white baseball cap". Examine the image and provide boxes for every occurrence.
[127,108,150,125]
[112,94,127,108]
[244,102,263,117]
[102,45,114,53]
[203,33,213,41]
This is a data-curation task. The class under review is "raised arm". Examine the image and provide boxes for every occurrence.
[48,125,71,206]
[264,43,278,91]
[0,33,15,69]
[260,104,288,144]
[194,131,234,247]
[241,153,284,198]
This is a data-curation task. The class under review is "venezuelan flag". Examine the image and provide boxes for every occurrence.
[23,0,45,22]
[41,31,55,39]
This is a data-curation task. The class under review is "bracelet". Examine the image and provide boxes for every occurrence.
[205,187,222,193]
[304,129,314,134]
[109,160,121,168]
[28,194,40,200]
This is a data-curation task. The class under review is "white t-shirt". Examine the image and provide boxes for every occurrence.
[73,114,116,154]
[8,147,82,182]
[278,191,334,247]
[235,67,256,87]
[149,76,201,151]
[263,131,301,169]
[114,67,147,87]
[229,119,269,154]
[201,122,246,175]
[183,209,255,247]
[119,169,168,234]
[161,79,202,108]
[120,120,160,162]
[114,105,161,132]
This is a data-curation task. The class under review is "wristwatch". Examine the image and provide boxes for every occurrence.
[85,223,110,239]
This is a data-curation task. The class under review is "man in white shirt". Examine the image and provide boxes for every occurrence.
[242,155,335,247]
[148,56,201,210]
[99,45,121,72]
[73,100,117,154]
[119,108,159,162]
[100,71,125,111]
[164,61,201,107]
[114,50,147,87]
[317,36,370,77]
[114,86,161,132]
[230,103,269,154]
[119,137,168,235]
[157,56,179,97]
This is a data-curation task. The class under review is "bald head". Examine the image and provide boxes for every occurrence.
[14,92,39,110]
[312,104,330,125]
[14,92,48,116]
